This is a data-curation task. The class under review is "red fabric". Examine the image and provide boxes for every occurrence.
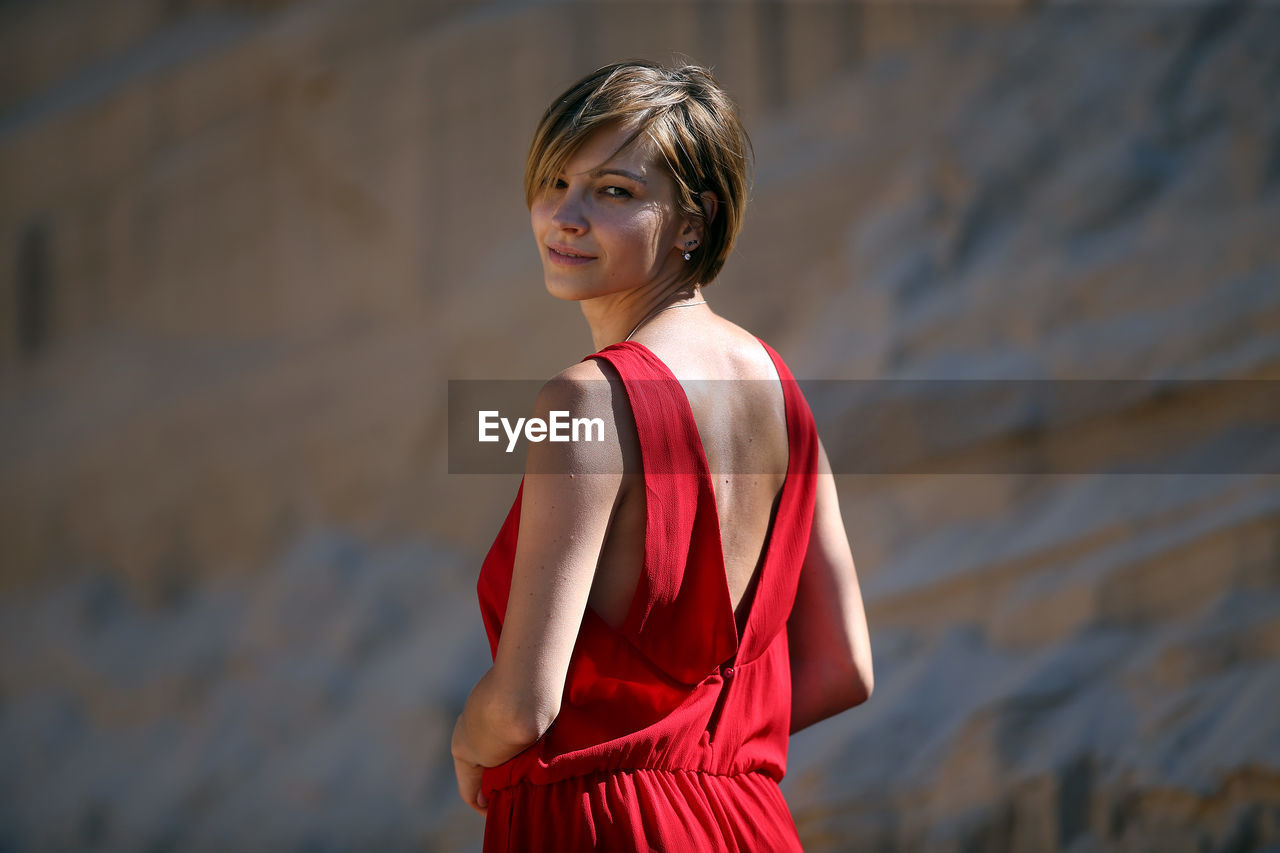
[476,339,818,852]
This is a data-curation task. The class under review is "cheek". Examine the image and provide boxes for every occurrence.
[616,207,668,257]
[529,201,549,234]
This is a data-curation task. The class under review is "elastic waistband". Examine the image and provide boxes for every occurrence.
[485,765,780,796]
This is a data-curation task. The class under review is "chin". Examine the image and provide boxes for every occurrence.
[543,275,596,303]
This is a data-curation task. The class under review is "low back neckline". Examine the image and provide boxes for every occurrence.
[589,338,798,662]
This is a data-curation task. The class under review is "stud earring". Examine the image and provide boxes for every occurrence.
[683,240,697,261]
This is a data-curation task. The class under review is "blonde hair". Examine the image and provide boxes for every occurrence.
[525,60,752,288]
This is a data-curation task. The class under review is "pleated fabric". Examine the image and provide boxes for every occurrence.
[476,339,818,852]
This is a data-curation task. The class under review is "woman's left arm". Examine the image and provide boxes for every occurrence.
[452,361,625,814]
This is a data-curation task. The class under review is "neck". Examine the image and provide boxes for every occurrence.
[582,282,705,351]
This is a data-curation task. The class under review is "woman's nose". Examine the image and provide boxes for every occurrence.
[550,191,588,232]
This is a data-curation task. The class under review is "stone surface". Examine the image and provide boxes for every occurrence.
[1,1,1278,850]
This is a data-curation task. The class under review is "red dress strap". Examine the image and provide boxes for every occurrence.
[584,341,738,685]
[735,338,819,662]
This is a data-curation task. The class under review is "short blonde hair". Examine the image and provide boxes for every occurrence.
[525,61,752,288]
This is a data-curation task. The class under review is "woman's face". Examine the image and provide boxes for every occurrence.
[530,122,692,302]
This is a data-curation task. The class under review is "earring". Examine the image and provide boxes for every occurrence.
[683,240,697,261]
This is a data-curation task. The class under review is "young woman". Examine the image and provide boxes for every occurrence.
[452,60,873,851]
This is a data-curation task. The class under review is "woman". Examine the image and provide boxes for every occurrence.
[452,60,873,851]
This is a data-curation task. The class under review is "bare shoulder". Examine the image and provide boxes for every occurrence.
[536,359,624,426]
[540,358,611,401]
[713,315,781,371]
[526,359,637,478]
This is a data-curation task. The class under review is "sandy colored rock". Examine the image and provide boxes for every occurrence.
[1,1,1278,850]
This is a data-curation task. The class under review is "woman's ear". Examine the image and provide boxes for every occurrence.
[699,190,719,227]
[675,191,720,254]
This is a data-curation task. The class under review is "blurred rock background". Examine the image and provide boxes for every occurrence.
[2,0,1278,850]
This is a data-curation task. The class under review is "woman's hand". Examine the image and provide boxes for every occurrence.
[452,751,488,816]
[451,709,493,816]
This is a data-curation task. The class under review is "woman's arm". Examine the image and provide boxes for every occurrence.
[787,436,874,734]
[452,361,625,814]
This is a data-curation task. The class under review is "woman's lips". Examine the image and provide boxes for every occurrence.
[547,245,596,266]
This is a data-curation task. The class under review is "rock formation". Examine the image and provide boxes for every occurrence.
[1,1,1277,849]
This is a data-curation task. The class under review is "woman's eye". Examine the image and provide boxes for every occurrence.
[602,186,632,199]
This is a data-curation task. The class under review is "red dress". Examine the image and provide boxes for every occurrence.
[476,339,818,851]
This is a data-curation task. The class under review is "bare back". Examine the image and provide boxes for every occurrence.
[587,312,790,635]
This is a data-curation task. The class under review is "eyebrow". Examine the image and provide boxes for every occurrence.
[590,167,647,184]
